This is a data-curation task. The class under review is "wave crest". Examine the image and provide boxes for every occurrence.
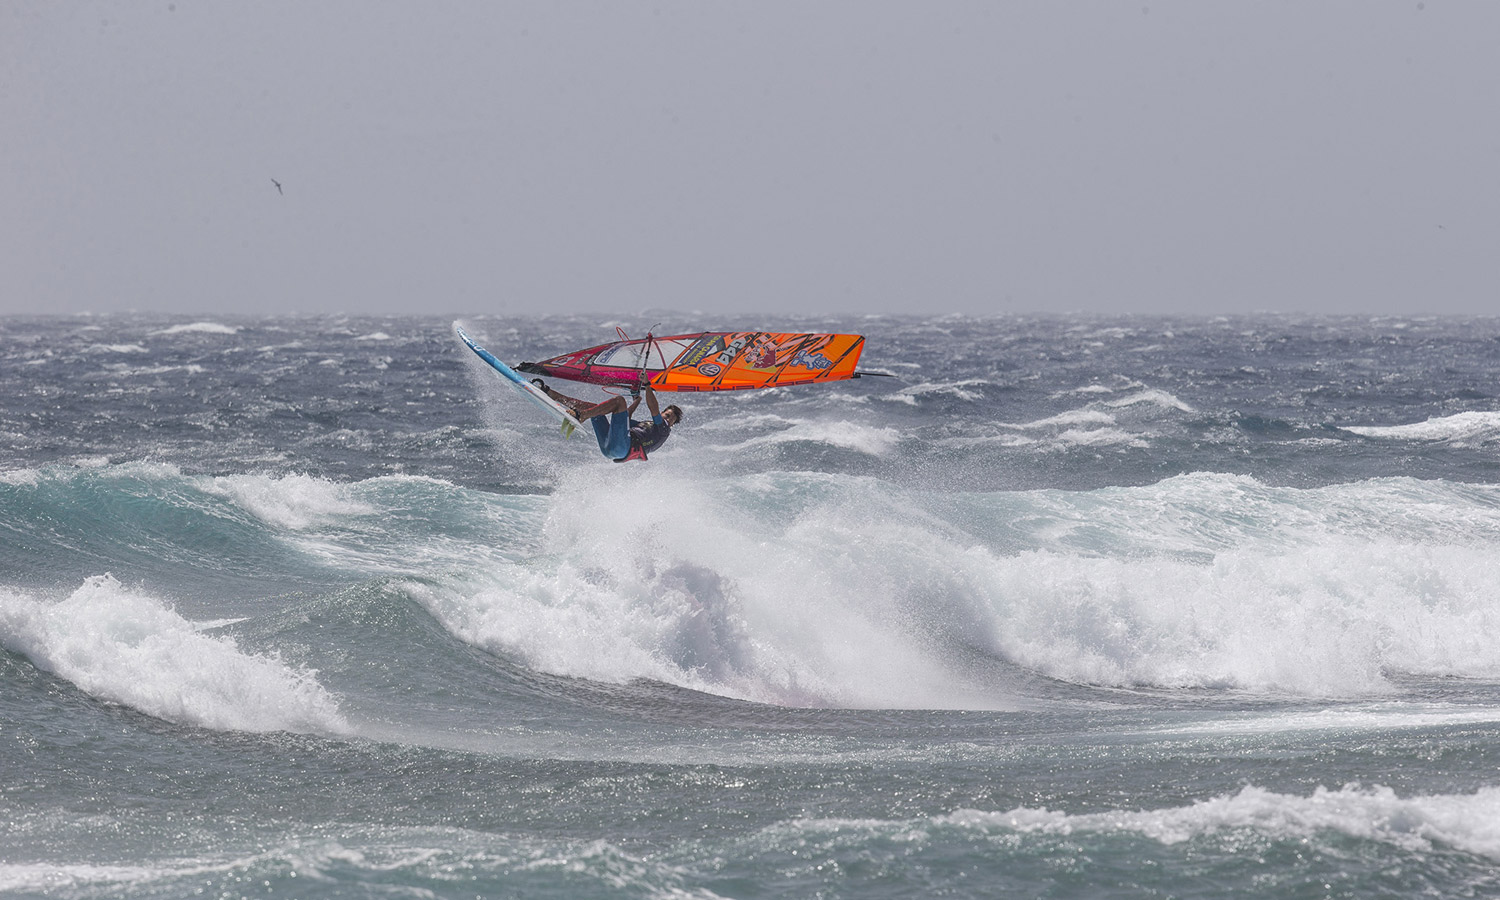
[0,574,350,734]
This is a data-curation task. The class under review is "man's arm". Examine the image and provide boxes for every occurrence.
[643,384,662,419]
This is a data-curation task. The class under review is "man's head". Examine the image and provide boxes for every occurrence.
[663,405,683,427]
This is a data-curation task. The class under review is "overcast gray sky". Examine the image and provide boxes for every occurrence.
[3,2,1496,318]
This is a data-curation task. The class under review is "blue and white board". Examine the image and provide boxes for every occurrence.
[456,325,579,438]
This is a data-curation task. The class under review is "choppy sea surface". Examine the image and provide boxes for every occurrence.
[4,313,1500,899]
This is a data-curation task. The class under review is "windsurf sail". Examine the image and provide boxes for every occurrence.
[516,331,868,392]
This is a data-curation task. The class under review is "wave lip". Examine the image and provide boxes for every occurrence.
[0,574,350,734]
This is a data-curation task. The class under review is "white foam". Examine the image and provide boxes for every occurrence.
[725,421,902,456]
[151,322,239,335]
[0,467,43,486]
[203,473,374,530]
[972,382,1186,451]
[1012,409,1118,430]
[0,863,168,893]
[1345,411,1500,446]
[971,475,1500,694]
[0,829,714,897]
[695,413,796,433]
[1147,702,1500,737]
[415,473,770,697]
[934,432,1038,449]
[418,470,1016,709]
[355,331,392,341]
[942,784,1500,860]
[1052,426,1146,449]
[1103,388,1195,412]
[0,575,350,734]
[105,363,206,377]
[951,408,1142,452]
[890,379,992,403]
[411,470,1500,705]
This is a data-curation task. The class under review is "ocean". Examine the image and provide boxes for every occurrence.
[3,313,1500,899]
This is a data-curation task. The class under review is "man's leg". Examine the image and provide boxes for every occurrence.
[536,382,625,421]
[572,395,626,421]
[590,409,633,459]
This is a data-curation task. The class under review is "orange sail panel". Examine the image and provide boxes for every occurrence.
[518,332,866,392]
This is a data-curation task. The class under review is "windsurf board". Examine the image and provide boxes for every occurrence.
[456,325,580,438]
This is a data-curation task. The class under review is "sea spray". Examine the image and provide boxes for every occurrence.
[413,469,1500,704]
[413,467,1017,708]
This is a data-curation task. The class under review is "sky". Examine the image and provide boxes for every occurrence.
[2,1,1497,318]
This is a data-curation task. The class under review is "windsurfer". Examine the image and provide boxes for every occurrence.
[532,380,682,462]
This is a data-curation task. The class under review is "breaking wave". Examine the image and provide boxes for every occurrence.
[0,574,350,734]
[1345,411,1500,446]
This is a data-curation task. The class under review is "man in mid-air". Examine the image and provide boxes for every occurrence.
[531,379,682,463]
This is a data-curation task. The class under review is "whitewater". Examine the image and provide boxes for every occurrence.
[4,313,1500,898]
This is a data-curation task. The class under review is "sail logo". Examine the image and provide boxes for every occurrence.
[791,349,833,370]
[716,334,752,366]
[678,336,727,369]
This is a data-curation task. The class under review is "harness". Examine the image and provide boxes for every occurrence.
[612,442,648,463]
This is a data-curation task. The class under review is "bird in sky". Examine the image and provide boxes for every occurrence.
[271,178,283,195]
